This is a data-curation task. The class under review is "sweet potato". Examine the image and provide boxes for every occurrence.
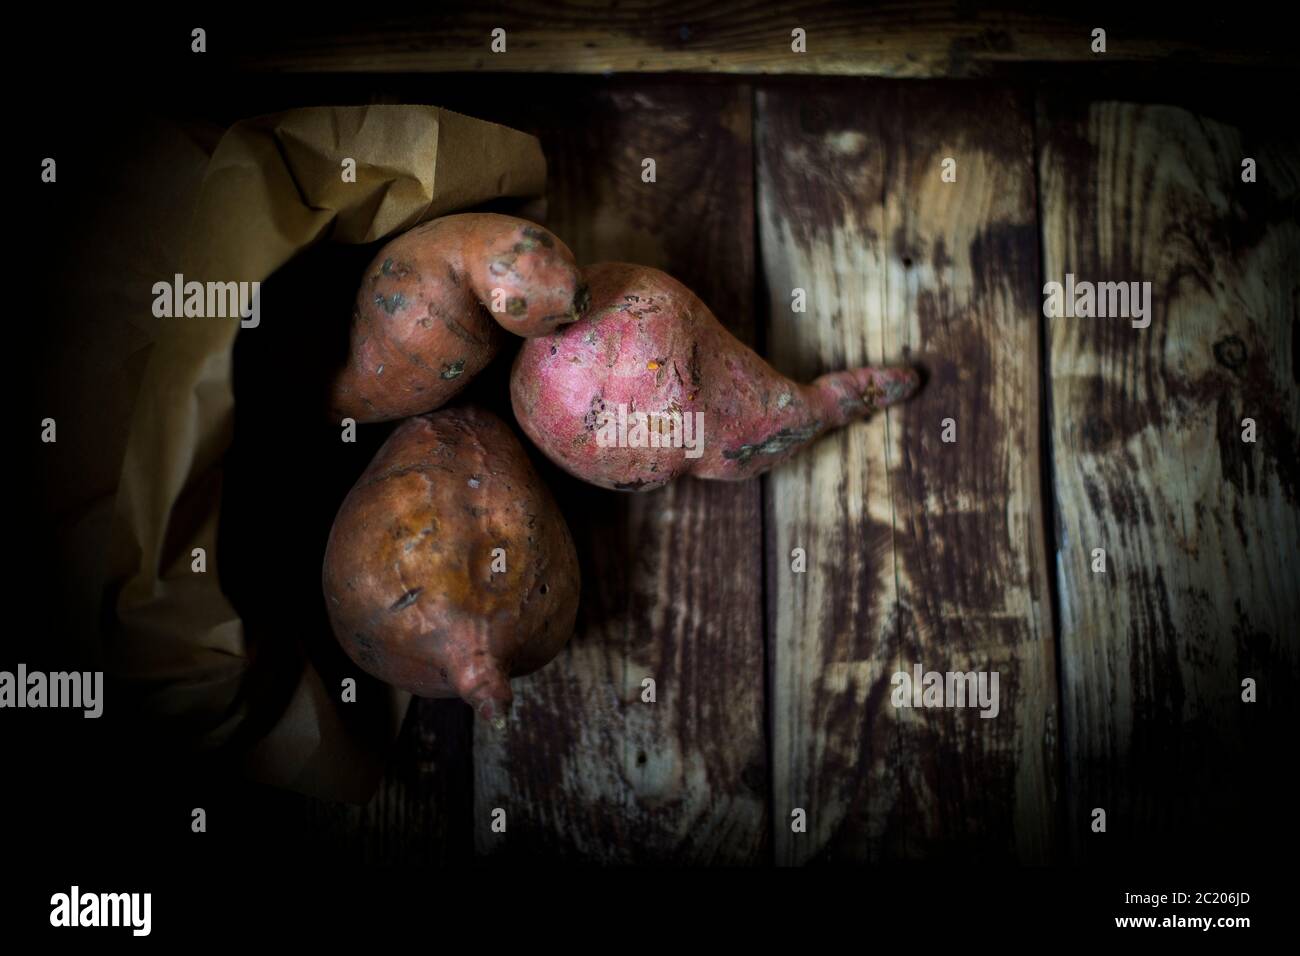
[329,213,587,424]
[511,262,921,491]
[322,406,579,725]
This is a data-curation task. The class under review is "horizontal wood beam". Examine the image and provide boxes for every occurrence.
[229,3,1296,76]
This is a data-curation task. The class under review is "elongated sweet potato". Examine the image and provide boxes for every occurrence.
[329,214,587,423]
[511,262,921,490]
[322,406,579,724]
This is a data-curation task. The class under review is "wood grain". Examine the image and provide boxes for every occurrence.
[229,3,1290,76]
[458,81,769,863]
[300,699,474,864]
[1039,96,1300,862]
[757,81,1058,863]
[221,72,1298,866]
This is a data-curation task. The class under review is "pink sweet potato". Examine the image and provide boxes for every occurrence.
[329,214,587,424]
[510,262,921,491]
[322,406,579,724]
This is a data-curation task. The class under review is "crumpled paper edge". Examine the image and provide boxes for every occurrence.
[105,105,547,802]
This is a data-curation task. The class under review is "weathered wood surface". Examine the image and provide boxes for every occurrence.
[443,81,770,863]
[298,700,475,864]
[1039,96,1300,861]
[238,73,1296,866]
[230,3,1289,76]
[757,82,1058,863]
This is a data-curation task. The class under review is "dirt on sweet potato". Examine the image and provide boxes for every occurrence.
[510,262,920,491]
[329,213,586,424]
[321,406,579,724]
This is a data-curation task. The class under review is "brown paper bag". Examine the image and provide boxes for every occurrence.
[103,105,546,802]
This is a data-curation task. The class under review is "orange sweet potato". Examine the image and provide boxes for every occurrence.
[329,213,586,424]
[322,406,579,725]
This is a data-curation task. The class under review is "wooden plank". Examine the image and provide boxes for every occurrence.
[757,81,1058,863]
[1039,96,1300,861]
[228,3,1290,76]
[881,84,1059,861]
[756,87,899,863]
[300,699,475,864]
[462,81,768,863]
[233,698,474,865]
